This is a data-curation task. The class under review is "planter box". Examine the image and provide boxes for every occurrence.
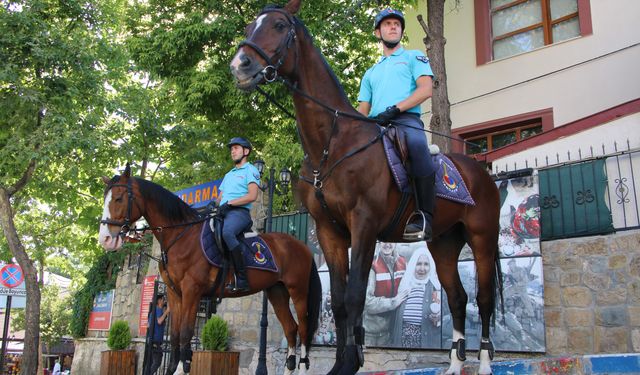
[100,350,136,375]
[191,351,240,375]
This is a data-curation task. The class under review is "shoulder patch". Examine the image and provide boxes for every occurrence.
[416,55,430,63]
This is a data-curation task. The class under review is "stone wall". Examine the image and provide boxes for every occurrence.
[542,230,640,355]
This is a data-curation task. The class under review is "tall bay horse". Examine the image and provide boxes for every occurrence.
[230,1,501,374]
[98,165,321,374]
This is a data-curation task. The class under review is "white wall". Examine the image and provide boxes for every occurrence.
[405,0,640,129]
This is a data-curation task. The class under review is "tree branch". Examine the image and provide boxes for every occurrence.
[7,159,37,197]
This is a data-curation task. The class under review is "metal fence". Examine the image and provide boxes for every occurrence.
[532,141,639,239]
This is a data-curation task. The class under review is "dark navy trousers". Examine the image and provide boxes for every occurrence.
[392,113,436,177]
[221,208,252,250]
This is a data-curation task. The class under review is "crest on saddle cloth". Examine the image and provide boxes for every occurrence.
[434,154,475,206]
[199,220,279,272]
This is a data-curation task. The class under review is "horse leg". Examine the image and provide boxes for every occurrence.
[266,284,299,375]
[165,290,181,375]
[430,233,468,375]
[176,285,204,374]
[469,233,499,375]
[284,267,316,375]
[338,224,377,375]
[315,223,350,375]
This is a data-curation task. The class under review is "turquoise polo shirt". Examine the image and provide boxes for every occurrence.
[358,48,434,117]
[219,162,261,209]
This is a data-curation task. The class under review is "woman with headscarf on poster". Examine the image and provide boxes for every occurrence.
[392,245,442,348]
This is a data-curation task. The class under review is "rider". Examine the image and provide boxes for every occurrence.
[357,8,437,241]
[216,137,261,293]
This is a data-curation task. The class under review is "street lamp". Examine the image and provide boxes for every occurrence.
[254,160,291,375]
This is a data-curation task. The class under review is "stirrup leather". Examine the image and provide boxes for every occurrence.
[403,210,427,241]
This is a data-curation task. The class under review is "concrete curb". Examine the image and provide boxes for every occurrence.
[361,353,640,375]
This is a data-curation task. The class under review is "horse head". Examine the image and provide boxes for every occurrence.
[98,164,142,251]
[230,0,302,91]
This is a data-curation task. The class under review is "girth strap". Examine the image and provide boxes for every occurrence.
[378,192,412,241]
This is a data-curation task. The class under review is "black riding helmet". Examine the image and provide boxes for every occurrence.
[374,8,405,31]
[227,137,252,154]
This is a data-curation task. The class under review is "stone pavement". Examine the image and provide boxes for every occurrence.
[361,353,640,375]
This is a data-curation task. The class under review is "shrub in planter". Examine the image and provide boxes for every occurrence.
[101,320,135,375]
[201,315,228,351]
[107,320,132,350]
[192,316,239,375]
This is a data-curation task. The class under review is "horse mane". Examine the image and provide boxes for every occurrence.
[135,177,199,222]
[103,174,198,223]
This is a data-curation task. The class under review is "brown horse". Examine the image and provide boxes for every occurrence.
[231,1,501,374]
[98,165,321,375]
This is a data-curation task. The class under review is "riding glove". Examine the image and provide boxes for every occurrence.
[217,203,233,216]
[374,105,401,125]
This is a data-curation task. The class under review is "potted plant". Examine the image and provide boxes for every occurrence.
[191,316,240,375]
[100,320,136,375]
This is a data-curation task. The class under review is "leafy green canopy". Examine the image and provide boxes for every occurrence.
[107,320,132,350]
[124,0,409,190]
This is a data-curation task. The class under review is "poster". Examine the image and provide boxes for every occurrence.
[88,290,114,331]
[139,275,158,336]
[313,173,545,352]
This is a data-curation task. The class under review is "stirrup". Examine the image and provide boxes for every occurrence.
[403,211,427,241]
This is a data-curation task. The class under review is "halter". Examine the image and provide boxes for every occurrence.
[237,8,297,82]
[100,177,137,237]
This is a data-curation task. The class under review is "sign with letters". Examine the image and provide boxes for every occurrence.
[175,179,222,209]
[88,290,114,331]
[138,275,158,336]
[0,264,26,297]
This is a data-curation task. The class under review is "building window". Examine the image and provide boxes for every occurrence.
[465,122,543,155]
[451,108,553,159]
[475,0,592,64]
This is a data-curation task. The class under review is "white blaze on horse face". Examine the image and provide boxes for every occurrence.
[98,190,120,250]
[230,14,267,72]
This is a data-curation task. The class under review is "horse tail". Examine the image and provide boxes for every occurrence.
[305,259,321,350]
[494,244,505,323]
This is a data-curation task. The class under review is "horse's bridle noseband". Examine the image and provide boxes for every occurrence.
[100,177,138,238]
[237,8,297,83]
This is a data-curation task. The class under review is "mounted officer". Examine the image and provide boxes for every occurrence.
[216,137,261,292]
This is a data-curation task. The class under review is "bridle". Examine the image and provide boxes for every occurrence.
[100,177,139,238]
[237,7,298,83]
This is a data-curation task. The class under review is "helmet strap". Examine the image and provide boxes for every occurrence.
[382,38,400,49]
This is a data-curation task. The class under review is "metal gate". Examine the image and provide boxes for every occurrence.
[141,280,214,375]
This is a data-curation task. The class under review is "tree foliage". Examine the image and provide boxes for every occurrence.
[12,285,72,350]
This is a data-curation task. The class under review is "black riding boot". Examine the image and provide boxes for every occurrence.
[404,174,436,241]
[226,245,250,293]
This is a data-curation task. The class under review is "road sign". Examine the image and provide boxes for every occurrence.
[0,264,26,297]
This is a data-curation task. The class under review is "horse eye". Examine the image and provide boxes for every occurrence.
[275,21,286,31]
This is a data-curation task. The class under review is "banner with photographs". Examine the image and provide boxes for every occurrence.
[313,173,545,352]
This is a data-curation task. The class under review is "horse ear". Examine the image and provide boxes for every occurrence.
[101,176,111,185]
[124,163,131,177]
[284,0,301,14]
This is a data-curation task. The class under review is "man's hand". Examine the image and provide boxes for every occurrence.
[375,105,401,124]
[217,203,232,216]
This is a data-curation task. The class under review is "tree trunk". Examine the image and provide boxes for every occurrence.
[419,0,452,153]
[0,162,41,375]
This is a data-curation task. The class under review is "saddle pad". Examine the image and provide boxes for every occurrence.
[382,133,410,193]
[382,139,475,206]
[200,220,279,273]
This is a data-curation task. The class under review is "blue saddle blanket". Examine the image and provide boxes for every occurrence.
[200,219,279,273]
[381,136,475,206]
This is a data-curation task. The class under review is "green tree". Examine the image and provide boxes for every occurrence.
[12,285,73,353]
[0,0,127,372]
